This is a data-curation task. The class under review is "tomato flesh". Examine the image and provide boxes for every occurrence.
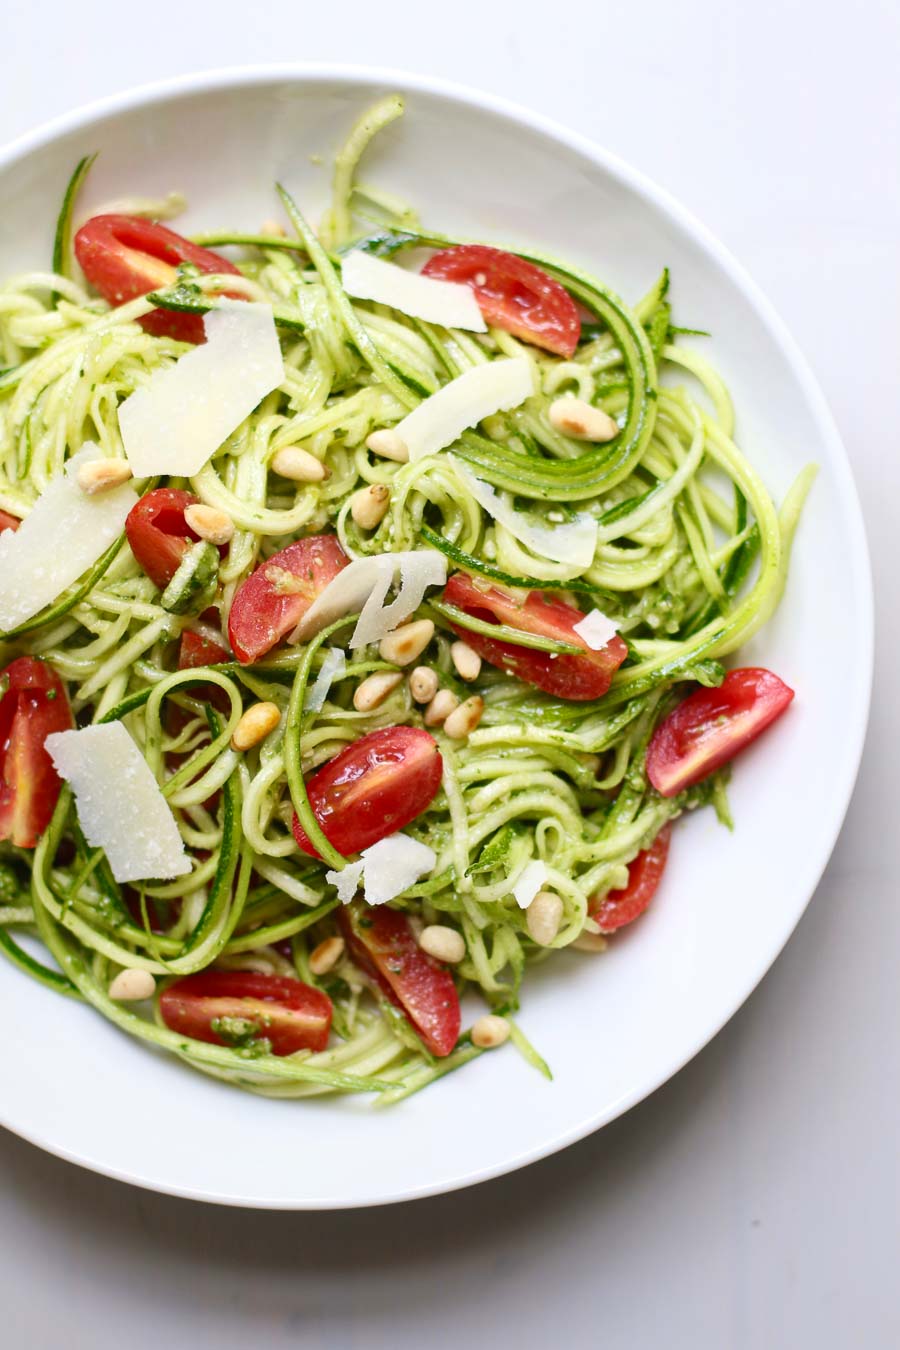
[291,726,443,859]
[339,901,461,1057]
[74,214,241,343]
[422,244,581,357]
[227,535,349,665]
[0,509,19,533]
[647,667,794,798]
[591,824,672,933]
[178,627,230,670]
[0,657,73,848]
[125,488,205,590]
[443,572,627,700]
[159,970,332,1055]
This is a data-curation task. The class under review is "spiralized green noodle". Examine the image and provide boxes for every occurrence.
[0,97,813,1103]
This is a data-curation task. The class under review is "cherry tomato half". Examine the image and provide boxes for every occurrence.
[590,824,672,934]
[227,535,349,665]
[125,488,205,590]
[0,657,73,848]
[74,214,241,342]
[646,667,795,798]
[178,627,231,671]
[0,509,20,533]
[422,244,581,357]
[443,572,628,701]
[291,726,443,859]
[339,901,461,1057]
[159,970,332,1055]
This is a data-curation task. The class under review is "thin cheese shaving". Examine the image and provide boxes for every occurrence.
[453,459,597,568]
[513,859,548,909]
[325,859,364,904]
[395,358,533,461]
[291,550,447,649]
[572,608,619,650]
[304,648,347,713]
[341,250,487,331]
[360,834,437,906]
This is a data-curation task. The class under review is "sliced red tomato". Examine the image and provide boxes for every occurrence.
[159,970,332,1055]
[590,824,672,934]
[125,488,205,590]
[292,726,443,859]
[0,657,73,848]
[74,214,241,343]
[0,509,19,533]
[227,535,349,665]
[647,667,794,798]
[443,572,627,701]
[178,627,231,670]
[339,901,460,1057]
[422,244,581,357]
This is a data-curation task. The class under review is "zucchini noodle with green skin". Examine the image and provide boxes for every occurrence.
[0,97,814,1104]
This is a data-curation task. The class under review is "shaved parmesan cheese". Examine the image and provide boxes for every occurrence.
[304,647,347,713]
[342,250,487,331]
[396,358,533,462]
[326,859,364,904]
[291,550,446,650]
[572,608,619,650]
[45,723,191,883]
[0,446,138,632]
[454,459,597,569]
[360,834,437,906]
[513,859,548,909]
[118,301,284,478]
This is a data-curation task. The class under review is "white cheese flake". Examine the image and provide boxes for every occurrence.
[572,608,619,650]
[118,301,284,478]
[325,859,364,904]
[0,446,138,632]
[396,358,533,462]
[513,859,548,909]
[304,647,347,713]
[453,459,597,569]
[290,550,447,650]
[360,834,437,906]
[45,723,191,883]
[342,250,487,331]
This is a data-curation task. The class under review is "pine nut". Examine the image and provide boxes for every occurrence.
[471,1014,510,1049]
[351,483,391,530]
[184,503,235,545]
[424,688,459,726]
[271,447,331,482]
[443,694,484,740]
[75,458,133,495]
[418,924,466,964]
[526,891,564,946]
[379,619,434,666]
[309,935,345,976]
[108,968,156,1001]
[548,396,619,443]
[353,670,403,712]
[231,701,281,750]
[366,428,409,463]
[260,218,287,237]
[450,640,481,682]
[409,666,439,703]
[571,930,608,953]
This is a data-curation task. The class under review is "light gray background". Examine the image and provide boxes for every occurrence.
[2,2,897,1346]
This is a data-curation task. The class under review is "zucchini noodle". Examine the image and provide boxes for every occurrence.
[0,97,813,1104]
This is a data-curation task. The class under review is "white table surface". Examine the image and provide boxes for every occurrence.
[2,3,897,1346]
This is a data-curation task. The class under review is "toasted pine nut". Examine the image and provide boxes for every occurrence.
[418,924,466,964]
[443,694,484,740]
[76,458,133,495]
[353,670,403,712]
[424,688,459,727]
[271,446,330,482]
[548,396,619,443]
[260,218,287,237]
[409,666,439,704]
[366,428,409,463]
[571,930,608,953]
[471,1014,510,1049]
[309,935,345,976]
[184,503,235,545]
[231,701,281,751]
[351,483,391,530]
[108,968,156,1001]
[450,640,481,682]
[379,619,434,666]
[526,891,564,946]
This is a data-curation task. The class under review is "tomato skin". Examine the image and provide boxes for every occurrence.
[0,657,73,848]
[0,509,19,533]
[74,215,240,343]
[178,627,230,670]
[291,726,443,859]
[159,970,332,1055]
[443,572,627,701]
[339,901,461,1057]
[591,824,672,933]
[227,535,349,665]
[422,244,580,357]
[647,667,794,798]
[125,489,205,589]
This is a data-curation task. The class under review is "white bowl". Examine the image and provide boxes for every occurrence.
[0,66,872,1209]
